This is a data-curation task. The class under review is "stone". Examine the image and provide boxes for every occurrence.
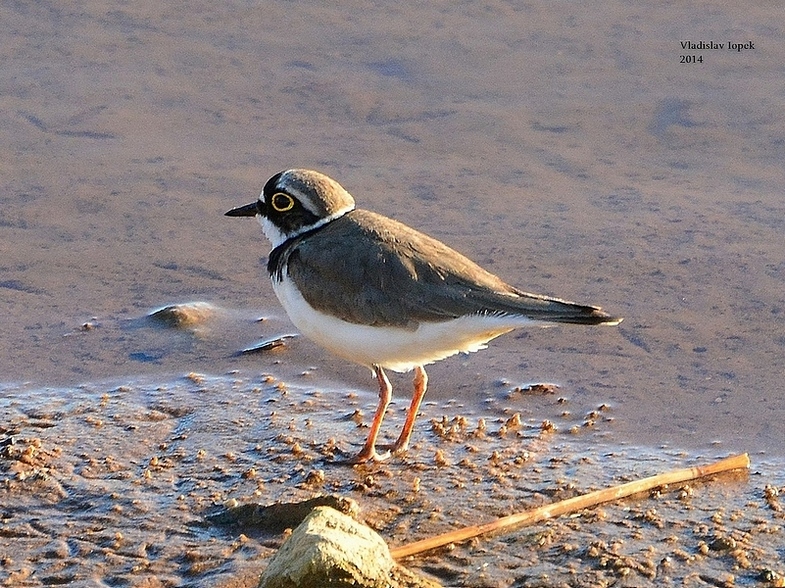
[258,506,440,588]
[148,302,216,328]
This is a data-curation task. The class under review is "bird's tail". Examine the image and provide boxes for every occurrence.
[493,288,623,326]
[539,304,623,326]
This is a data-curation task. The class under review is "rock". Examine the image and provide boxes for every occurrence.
[258,506,440,588]
[239,334,297,355]
[148,302,217,328]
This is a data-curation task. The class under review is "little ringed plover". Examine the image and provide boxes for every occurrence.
[227,169,622,463]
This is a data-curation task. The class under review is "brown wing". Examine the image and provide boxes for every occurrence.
[285,210,620,329]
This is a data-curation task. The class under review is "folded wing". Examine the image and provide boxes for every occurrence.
[284,210,622,329]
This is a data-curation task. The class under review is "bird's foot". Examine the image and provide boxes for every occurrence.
[378,440,409,456]
[335,445,392,465]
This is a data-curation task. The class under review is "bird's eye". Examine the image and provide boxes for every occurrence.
[271,192,295,212]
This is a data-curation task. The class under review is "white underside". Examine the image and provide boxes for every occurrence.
[271,274,539,373]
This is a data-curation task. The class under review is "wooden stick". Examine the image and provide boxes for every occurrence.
[390,453,749,560]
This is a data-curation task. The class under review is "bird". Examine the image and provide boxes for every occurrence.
[226,169,622,463]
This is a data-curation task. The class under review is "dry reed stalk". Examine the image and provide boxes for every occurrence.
[390,453,750,560]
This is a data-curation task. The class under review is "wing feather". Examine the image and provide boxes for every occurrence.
[284,210,620,329]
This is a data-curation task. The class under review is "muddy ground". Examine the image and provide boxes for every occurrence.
[2,370,783,587]
[2,1,784,586]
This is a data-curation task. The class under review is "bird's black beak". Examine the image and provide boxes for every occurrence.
[225,202,259,217]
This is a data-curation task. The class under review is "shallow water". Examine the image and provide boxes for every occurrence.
[1,1,784,585]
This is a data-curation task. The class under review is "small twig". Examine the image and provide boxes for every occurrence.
[390,453,750,560]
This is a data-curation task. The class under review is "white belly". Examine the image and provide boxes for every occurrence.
[271,275,535,372]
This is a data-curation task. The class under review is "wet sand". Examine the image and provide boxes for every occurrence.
[2,375,781,586]
[2,1,785,585]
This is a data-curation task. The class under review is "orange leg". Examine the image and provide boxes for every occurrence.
[348,364,393,463]
[390,365,428,454]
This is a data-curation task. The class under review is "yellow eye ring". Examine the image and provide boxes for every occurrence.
[271,192,295,212]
